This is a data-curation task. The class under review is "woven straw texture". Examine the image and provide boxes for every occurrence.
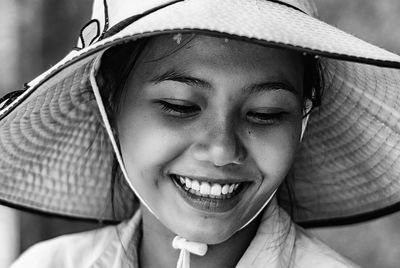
[290,59,400,222]
[0,57,113,218]
[1,0,400,225]
[90,0,400,66]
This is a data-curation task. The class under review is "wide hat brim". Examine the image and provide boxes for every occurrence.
[1,0,400,227]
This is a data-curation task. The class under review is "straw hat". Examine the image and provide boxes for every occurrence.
[1,0,400,227]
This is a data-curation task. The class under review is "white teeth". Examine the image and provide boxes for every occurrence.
[210,183,222,196]
[175,175,241,198]
[200,182,211,195]
[221,184,229,195]
[185,178,192,188]
[228,184,234,193]
[191,180,200,191]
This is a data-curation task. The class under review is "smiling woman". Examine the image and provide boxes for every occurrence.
[116,35,315,267]
[82,34,332,267]
[2,0,400,267]
[117,34,304,243]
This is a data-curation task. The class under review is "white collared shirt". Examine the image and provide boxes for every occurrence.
[11,201,359,268]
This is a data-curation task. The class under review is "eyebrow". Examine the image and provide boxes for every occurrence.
[150,69,299,97]
[244,81,300,97]
[150,70,211,89]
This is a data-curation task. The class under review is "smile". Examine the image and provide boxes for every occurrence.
[172,174,242,199]
[170,173,247,212]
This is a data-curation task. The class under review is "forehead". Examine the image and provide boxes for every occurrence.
[144,34,302,66]
[136,34,304,93]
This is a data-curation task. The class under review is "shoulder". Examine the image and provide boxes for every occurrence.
[293,226,361,268]
[10,225,118,268]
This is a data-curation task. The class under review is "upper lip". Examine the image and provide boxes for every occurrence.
[169,173,251,184]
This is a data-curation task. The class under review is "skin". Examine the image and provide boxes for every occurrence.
[117,34,304,268]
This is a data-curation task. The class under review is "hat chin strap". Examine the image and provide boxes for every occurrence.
[170,189,277,268]
[90,55,310,268]
[172,236,208,268]
[90,55,158,217]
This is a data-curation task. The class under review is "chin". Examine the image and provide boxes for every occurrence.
[172,217,238,244]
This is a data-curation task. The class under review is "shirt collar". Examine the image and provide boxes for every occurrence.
[92,199,296,268]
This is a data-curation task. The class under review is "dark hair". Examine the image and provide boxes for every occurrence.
[303,55,323,115]
[97,35,324,221]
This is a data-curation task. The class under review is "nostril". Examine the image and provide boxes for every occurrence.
[190,129,247,166]
[208,143,247,167]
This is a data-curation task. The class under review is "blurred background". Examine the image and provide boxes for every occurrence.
[0,0,400,267]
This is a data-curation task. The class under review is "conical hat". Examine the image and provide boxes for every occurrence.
[1,0,400,227]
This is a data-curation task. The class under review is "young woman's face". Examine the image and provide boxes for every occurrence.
[117,34,304,244]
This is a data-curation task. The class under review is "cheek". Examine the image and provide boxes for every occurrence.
[249,124,300,180]
[238,124,300,221]
[118,108,188,182]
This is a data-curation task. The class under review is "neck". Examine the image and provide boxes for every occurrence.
[138,206,261,268]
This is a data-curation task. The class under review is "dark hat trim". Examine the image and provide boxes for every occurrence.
[268,0,308,14]
[2,197,400,228]
[102,0,185,39]
[298,201,400,228]
[0,199,114,224]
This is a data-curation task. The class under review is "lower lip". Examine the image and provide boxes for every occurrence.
[171,176,247,213]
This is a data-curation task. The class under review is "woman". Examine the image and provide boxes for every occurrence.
[1,0,400,267]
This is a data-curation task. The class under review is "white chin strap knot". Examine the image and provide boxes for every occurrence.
[172,236,208,268]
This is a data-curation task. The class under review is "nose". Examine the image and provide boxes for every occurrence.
[190,120,247,167]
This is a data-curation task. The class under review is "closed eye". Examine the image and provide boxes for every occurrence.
[246,111,288,125]
[156,100,201,117]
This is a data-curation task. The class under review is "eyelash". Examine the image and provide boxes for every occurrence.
[246,111,287,125]
[157,100,287,125]
[157,101,200,117]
